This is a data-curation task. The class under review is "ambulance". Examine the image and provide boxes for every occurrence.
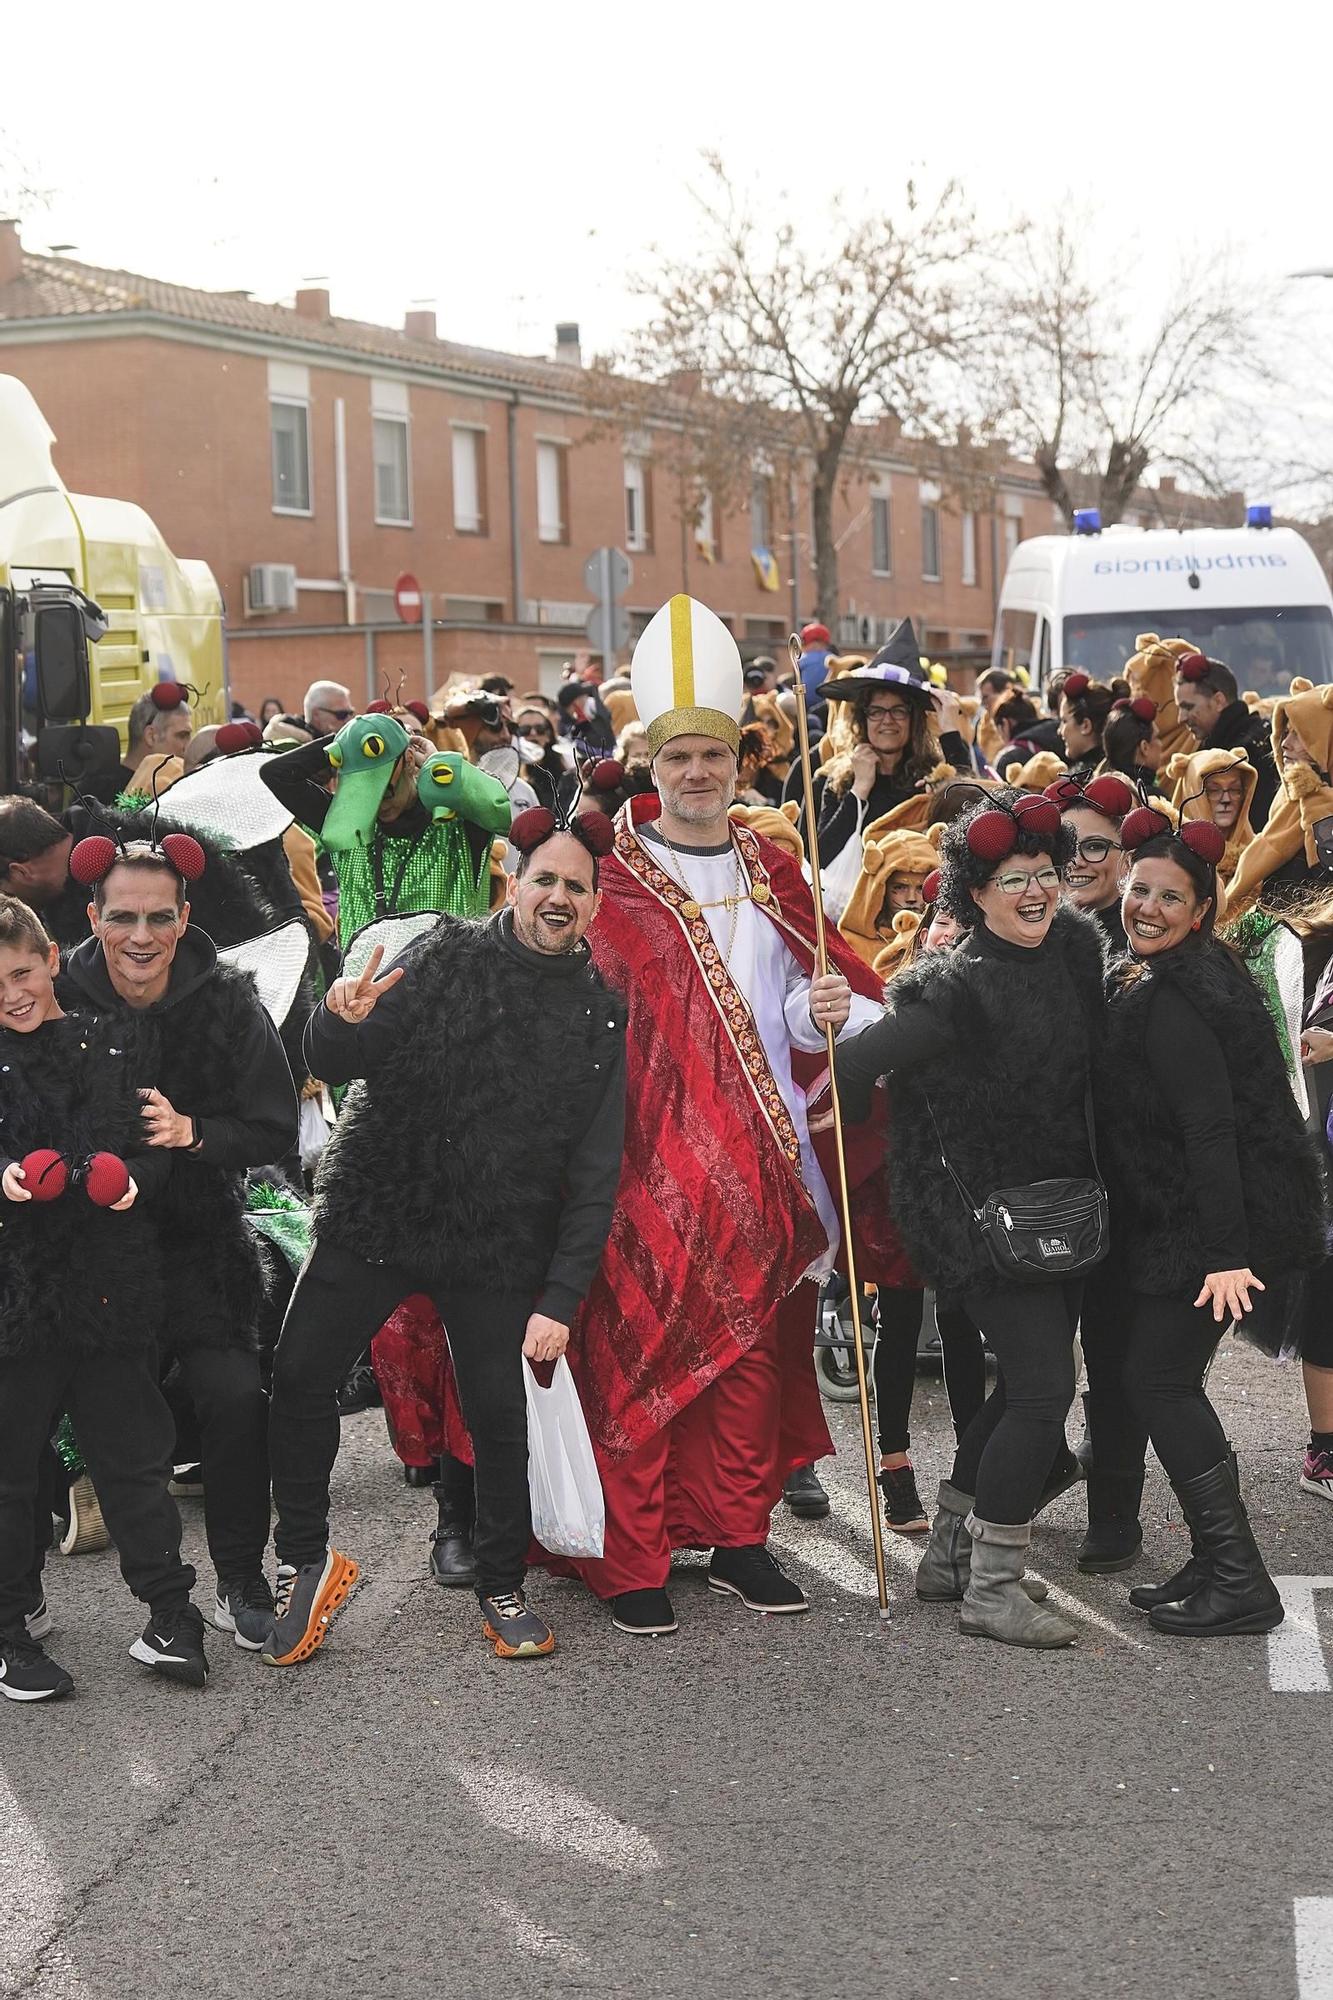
[992,511,1333,699]
[0,374,224,802]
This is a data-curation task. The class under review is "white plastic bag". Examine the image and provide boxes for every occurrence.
[524,1357,605,1559]
[819,802,868,923]
[298,1092,332,1173]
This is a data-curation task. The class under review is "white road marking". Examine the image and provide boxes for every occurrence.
[1268,1579,1333,1693]
[1295,1898,1333,1997]
[451,1760,661,1874]
[481,1893,591,1970]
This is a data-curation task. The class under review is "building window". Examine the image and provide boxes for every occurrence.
[1004,512,1022,564]
[270,398,311,514]
[961,510,978,586]
[451,427,487,536]
[373,417,411,526]
[537,441,569,544]
[872,494,892,575]
[921,503,942,581]
[625,457,653,553]
[751,471,774,551]
[695,488,721,563]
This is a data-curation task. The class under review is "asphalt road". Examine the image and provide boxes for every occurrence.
[3,1334,1330,2000]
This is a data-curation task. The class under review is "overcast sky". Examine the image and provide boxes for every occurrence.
[5,0,1333,489]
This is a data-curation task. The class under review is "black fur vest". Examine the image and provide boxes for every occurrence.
[1098,940,1326,1295]
[314,917,625,1291]
[0,1011,162,1358]
[883,905,1107,1296]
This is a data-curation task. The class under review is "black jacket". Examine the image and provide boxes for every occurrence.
[0,1010,163,1358]
[1206,702,1279,831]
[309,912,626,1320]
[58,931,298,1350]
[1098,937,1325,1297]
[789,731,971,868]
[836,905,1107,1295]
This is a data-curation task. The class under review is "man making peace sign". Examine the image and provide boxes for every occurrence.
[264,814,626,1665]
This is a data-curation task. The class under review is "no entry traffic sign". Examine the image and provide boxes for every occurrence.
[394,572,423,624]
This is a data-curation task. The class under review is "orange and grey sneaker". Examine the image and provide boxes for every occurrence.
[479,1590,556,1659]
[262,1550,359,1667]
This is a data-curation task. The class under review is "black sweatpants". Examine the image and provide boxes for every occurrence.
[1080,1271,1150,1495]
[0,1349,194,1635]
[873,1288,988,1454]
[950,1280,1082,1523]
[161,1344,272,1587]
[270,1242,532,1595]
[1122,1291,1228,1484]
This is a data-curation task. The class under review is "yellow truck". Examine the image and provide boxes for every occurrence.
[0,373,224,800]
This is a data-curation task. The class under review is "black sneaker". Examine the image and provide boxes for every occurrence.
[611,1588,678,1636]
[0,1631,73,1702]
[262,1550,360,1667]
[429,1525,477,1589]
[168,1462,205,1498]
[782,1465,831,1519]
[708,1544,809,1614]
[129,1603,208,1688]
[879,1464,930,1535]
[479,1590,556,1658]
[214,1575,276,1651]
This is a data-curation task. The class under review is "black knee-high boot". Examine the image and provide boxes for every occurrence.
[1147,1458,1282,1637]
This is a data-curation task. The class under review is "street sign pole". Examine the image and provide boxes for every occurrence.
[599,545,615,673]
[422,591,434,702]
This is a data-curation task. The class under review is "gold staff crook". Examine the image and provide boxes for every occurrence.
[788,632,891,1619]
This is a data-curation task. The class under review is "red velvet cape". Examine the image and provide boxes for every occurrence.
[572,797,907,1457]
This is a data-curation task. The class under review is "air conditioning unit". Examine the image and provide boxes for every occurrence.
[248,563,298,614]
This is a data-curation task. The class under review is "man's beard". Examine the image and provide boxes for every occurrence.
[663,779,736,826]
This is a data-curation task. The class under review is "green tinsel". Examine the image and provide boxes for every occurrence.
[54,1413,86,1478]
[245,1179,312,1273]
[113,791,151,813]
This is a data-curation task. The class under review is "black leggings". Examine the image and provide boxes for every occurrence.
[1122,1291,1227,1484]
[950,1281,1081,1523]
[873,1288,988,1454]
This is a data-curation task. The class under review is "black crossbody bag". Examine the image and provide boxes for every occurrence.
[926,1089,1109,1283]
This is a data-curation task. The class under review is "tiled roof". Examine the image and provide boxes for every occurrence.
[0,252,581,394]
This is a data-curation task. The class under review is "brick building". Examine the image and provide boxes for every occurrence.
[0,220,1063,716]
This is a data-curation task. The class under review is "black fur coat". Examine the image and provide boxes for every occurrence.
[313,918,625,1291]
[1098,939,1327,1296]
[0,1011,162,1358]
[879,906,1107,1296]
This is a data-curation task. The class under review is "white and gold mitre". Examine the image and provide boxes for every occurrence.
[631,594,744,758]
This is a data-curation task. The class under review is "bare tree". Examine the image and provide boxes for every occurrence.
[990,220,1267,527]
[597,158,999,619]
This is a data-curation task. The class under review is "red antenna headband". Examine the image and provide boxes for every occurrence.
[1043,772,1135,821]
[965,793,1061,863]
[1121,802,1226,867]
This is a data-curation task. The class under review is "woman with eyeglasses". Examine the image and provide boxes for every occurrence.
[1099,807,1325,1634]
[1048,772,1135,957]
[835,791,1106,1648]
[803,662,965,870]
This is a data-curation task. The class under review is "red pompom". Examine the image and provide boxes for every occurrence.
[1044,775,1084,808]
[83,1152,130,1208]
[215,721,262,754]
[363,698,392,714]
[150,681,188,710]
[1012,795,1061,838]
[574,811,615,856]
[1180,820,1226,866]
[404,701,430,726]
[68,835,118,886]
[159,833,206,882]
[1120,805,1172,850]
[967,809,1018,863]
[509,807,558,853]
[1177,651,1210,682]
[1081,774,1135,820]
[922,868,942,906]
[19,1149,67,1202]
[1130,697,1157,723]
[1063,670,1091,698]
[590,759,624,793]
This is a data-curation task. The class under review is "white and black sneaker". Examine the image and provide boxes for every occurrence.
[129,1603,208,1687]
[708,1544,809,1615]
[214,1576,276,1652]
[0,1632,74,1702]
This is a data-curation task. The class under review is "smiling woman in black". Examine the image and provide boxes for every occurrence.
[1098,811,1325,1636]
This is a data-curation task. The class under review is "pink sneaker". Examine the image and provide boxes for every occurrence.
[1300,1447,1333,1503]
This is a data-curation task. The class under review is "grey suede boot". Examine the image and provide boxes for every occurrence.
[915,1482,1047,1603]
[959,1516,1078,1649]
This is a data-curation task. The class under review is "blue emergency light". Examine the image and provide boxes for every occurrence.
[1246,503,1273,529]
[1072,509,1102,536]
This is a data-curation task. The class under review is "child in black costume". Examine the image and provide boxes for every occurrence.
[0,895,205,1701]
